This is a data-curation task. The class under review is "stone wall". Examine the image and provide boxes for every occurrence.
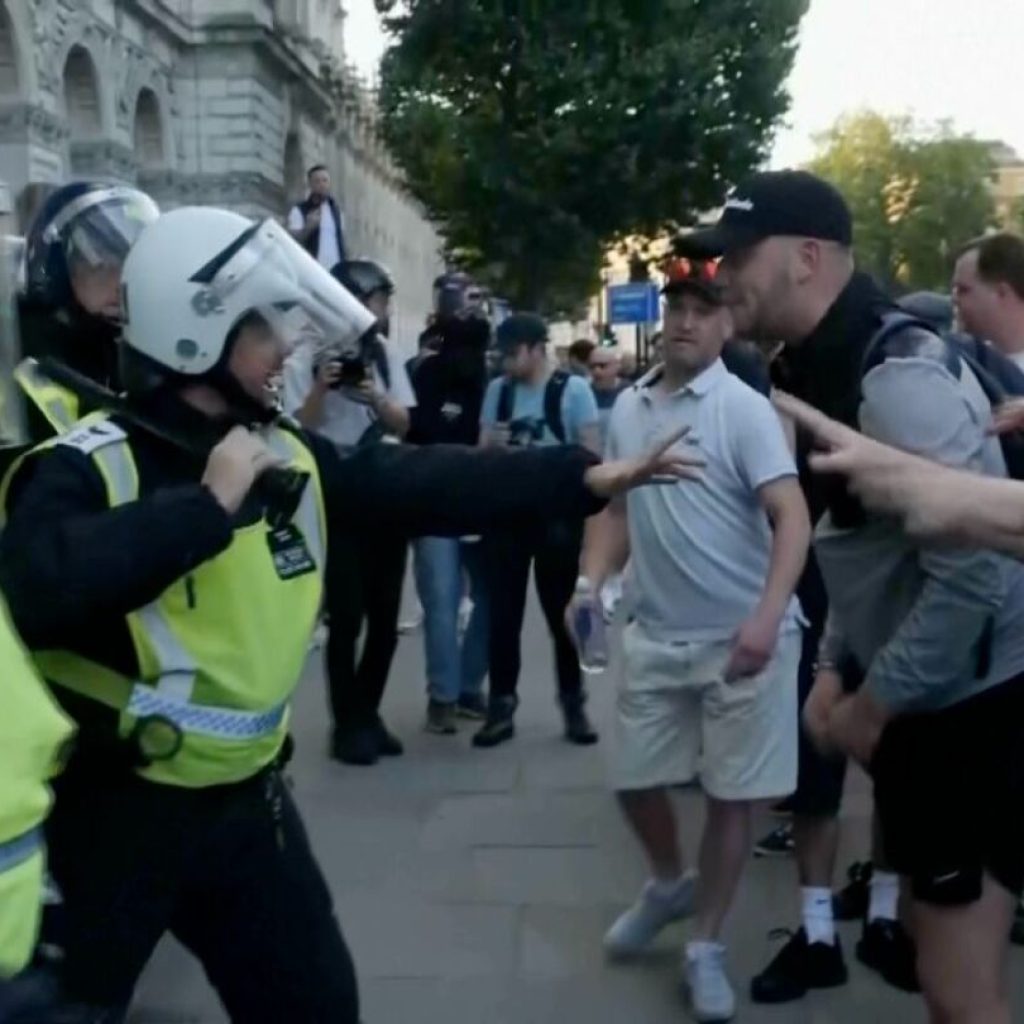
[0,0,443,349]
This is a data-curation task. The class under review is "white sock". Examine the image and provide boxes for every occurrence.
[801,886,835,945]
[686,939,724,961]
[868,870,900,923]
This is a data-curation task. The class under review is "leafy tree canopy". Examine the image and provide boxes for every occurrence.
[808,111,997,292]
[375,0,807,313]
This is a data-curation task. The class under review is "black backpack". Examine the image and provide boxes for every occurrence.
[496,370,571,443]
[861,311,1024,479]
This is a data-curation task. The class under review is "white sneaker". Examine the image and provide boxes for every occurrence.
[683,942,736,1022]
[604,873,696,956]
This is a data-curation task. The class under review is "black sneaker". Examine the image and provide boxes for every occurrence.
[856,919,920,993]
[455,693,488,721]
[832,860,872,921]
[750,928,847,1004]
[473,696,517,749]
[373,716,404,757]
[562,700,598,746]
[754,822,794,858]
[330,726,379,766]
[1012,901,1024,946]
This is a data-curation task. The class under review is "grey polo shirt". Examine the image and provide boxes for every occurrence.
[607,359,802,643]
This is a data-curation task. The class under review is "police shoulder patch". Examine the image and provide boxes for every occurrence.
[55,418,128,456]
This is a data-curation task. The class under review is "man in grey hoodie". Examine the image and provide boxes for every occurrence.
[678,170,1024,1024]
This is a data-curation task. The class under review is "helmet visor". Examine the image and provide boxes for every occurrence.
[49,186,160,272]
[191,218,376,356]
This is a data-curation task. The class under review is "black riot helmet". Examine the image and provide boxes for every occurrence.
[331,258,395,303]
[432,270,487,321]
[22,181,159,322]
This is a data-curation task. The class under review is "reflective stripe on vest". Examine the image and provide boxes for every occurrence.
[0,827,41,875]
[13,361,78,434]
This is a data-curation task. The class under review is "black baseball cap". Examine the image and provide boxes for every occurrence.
[496,312,548,352]
[676,170,853,259]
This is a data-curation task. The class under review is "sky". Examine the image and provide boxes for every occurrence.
[344,0,1024,164]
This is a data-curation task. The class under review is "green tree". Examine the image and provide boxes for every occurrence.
[808,112,996,292]
[375,0,808,313]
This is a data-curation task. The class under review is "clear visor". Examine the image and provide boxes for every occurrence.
[192,218,377,356]
[48,187,160,272]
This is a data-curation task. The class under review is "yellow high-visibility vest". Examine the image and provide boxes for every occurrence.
[29,413,326,789]
[0,598,72,978]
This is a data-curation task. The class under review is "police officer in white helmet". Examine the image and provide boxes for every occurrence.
[0,207,698,1022]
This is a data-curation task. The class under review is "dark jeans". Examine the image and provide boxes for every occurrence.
[325,530,409,731]
[45,765,360,1023]
[482,522,583,703]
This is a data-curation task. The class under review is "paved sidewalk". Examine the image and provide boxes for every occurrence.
[131,595,1024,1023]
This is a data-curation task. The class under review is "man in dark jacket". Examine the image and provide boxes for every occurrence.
[287,164,346,269]
[679,169,1024,1024]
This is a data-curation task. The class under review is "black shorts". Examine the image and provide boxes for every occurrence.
[872,673,1024,906]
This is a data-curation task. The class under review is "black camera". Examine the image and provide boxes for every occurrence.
[316,354,367,389]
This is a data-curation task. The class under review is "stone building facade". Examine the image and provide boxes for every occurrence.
[0,0,444,349]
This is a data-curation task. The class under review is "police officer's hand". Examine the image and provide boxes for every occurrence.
[203,427,285,515]
[583,425,704,499]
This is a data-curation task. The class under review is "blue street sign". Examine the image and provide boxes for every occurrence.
[607,282,660,324]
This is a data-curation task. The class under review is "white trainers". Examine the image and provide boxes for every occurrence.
[604,873,697,956]
[683,942,736,1022]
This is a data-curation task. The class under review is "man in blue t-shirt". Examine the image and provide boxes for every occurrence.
[475,314,601,748]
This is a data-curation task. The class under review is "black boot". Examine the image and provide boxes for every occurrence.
[561,693,598,746]
[750,928,847,1004]
[373,715,404,757]
[856,918,920,993]
[330,725,379,766]
[473,695,518,748]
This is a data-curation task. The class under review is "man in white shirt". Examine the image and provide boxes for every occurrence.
[574,268,810,1022]
[282,259,417,767]
[287,164,346,270]
[953,232,1024,368]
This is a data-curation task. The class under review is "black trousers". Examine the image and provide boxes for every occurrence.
[325,530,409,731]
[482,522,583,703]
[44,764,360,1023]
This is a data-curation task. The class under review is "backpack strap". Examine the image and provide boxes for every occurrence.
[496,376,514,423]
[861,311,961,383]
[543,371,570,444]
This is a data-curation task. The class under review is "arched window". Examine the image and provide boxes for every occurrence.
[63,45,101,137]
[133,88,164,167]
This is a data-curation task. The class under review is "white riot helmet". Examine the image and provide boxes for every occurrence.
[120,207,376,383]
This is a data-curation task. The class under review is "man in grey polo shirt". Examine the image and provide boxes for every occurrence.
[576,266,810,1022]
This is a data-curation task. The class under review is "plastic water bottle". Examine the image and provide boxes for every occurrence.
[573,577,609,674]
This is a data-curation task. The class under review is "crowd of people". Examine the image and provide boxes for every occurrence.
[1,158,1024,1024]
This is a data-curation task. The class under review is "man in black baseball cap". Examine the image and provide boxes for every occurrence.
[699,170,1024,1023]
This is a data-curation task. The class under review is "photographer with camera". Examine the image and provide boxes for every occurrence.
[287,164,347,269]
[282,258,416,766]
